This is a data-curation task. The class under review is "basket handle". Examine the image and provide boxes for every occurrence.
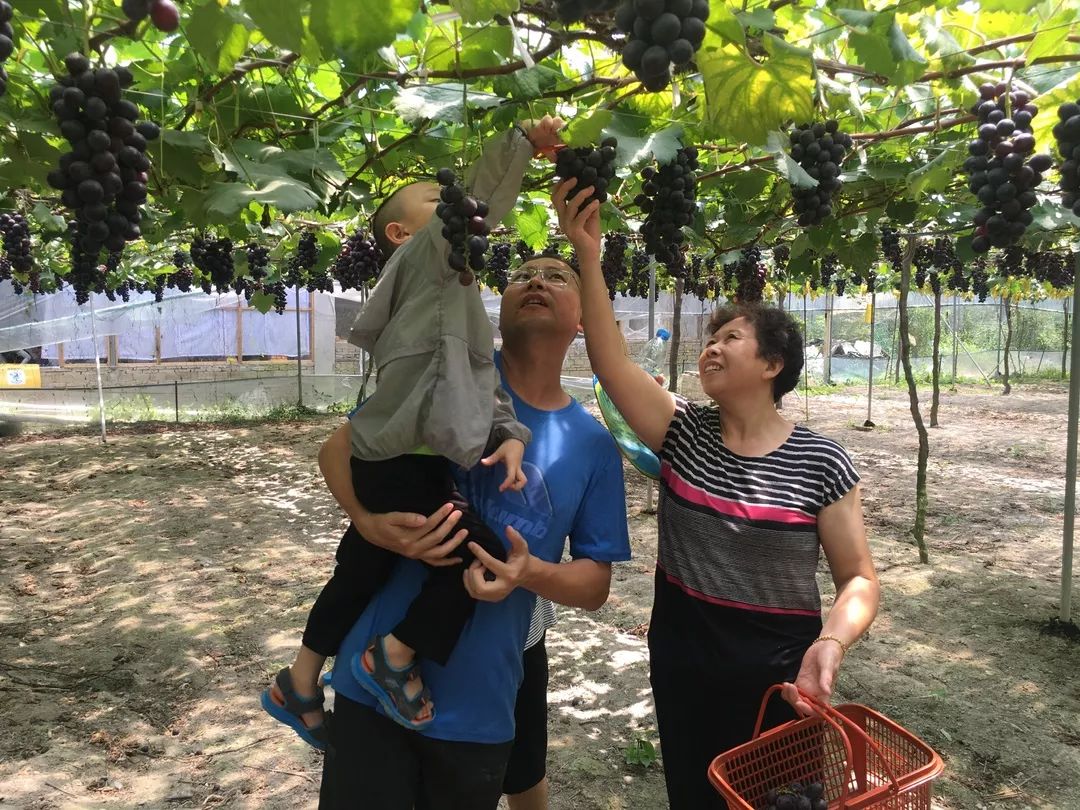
[752,685,903,806]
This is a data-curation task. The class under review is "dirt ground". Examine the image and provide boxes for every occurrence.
[2,381,1080,809]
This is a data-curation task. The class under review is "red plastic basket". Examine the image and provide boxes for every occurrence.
[709,685,944,810]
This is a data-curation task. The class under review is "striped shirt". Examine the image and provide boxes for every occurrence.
[657,396,859,618]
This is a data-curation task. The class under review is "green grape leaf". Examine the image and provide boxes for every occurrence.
[242,0,306,53]
[448,0,520,23]
[906,144,963,197]
[392,83,505,124]
[564,110,613,147]
[310,0,417,57]
[700,35,814,146]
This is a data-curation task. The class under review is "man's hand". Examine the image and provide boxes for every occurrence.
[522,115,564,158]
[355,503,469,567]
[553,177,601,265]
[463,526,532,602]
[781,639,844,717]
[481,438,527,492]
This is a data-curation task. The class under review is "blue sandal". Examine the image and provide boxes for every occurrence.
[260,667,329,750]
[352,636,435,731]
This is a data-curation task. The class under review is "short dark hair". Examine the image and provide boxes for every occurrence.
[517,252,578,275]
[371,185,413,261]
[706,302,803,400]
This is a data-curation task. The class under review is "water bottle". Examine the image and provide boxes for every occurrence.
[638,328,671,377]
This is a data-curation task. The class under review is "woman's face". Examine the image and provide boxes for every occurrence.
[697,316,776,400]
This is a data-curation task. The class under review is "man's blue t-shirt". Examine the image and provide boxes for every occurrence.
[329,353,631,744]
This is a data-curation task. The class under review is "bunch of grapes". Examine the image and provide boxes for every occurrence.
[296,230,318,271]
[0,1,13,98]
[626,248,653,299]
[614,0,709,92]
[332,229,381,291]
[0,212,32,274]
[788,121,852,227]
[246,243,270,281]
[972,256,990,302]
[927,236,957,295]
[168,249,193,292]
[965,82,1053,253]
[270,281,288,314]
[1053,99,1080,216]
[190,234,235,294]
[912,242,934,289]
[482,242,512,293]
[1028,251,1073,289]
[880,223,902,275]
[600,232,629,300]
[947,257,968,293]
[121,0,180,32]
[818,252,837,292]
[46,53,160,288]
[435,167,490,285]
[637,146,699,267]
[997,244,1025,279]
[733,245,766,303]
[772,243,790,276]
[515,240,533,263]
[554,138,618,207]
[554,0,619,23]
[685,252,709,300]
[763,780,827,810]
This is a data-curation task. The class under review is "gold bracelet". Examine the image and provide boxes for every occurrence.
[811,635,850,653]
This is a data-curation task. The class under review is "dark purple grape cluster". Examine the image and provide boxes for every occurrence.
[600,232,629,300]
[772,243,790,276]
[997,244,1024,279]
[626,248,653,299]
[972,256,990,302]
[555,138,618,207]
[270,281,288,314]
[46,53,160,282]
[169,250,193,292]
[764,780,827,810]
[1028,251,1073,289]
[789,121,852,227]
[0,1,14,97]
[296,230,318,269]
[190,234,235,294]
[0,212,32,274]
[734,245,766,303]
[819,252,838,292]
[554,0,618,23]
[121,0,180,32]
[637,146,699,267]
[483,242,512,293]
[515,240,532,263]
[880,224,901,275]
[331,229,381,291]
[246,242,270,281]
[614,0,709,92]
[435,167,489,286]
[1053,99,1080,216]
[912,242,933,289]
[928,236,957,295]
[685,252,709,300]
[965,82,1053,253]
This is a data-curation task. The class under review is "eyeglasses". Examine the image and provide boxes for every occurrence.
[507,265,576,287]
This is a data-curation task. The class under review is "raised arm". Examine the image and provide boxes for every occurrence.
[554,178,675,452]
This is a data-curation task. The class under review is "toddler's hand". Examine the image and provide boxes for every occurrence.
[482,438,527,492]
[521,115,565,158]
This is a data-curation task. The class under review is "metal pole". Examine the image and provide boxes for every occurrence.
[1064,298,1070,381]
[865,291,876,427]
[174,380,179,423]
[88,294,107,444]
[803,290,809,423]
[295,286,304,408]
[1061,252,1080,624]
[646,261,657,514]
[823,292,833,385]
[996,295,1004,377]
[951,295,959,385]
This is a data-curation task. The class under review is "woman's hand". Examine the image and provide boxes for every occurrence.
[552,177,601,265]
[355,503,469,567]
[781,638,845,717]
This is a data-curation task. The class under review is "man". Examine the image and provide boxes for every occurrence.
[317,253,632,809]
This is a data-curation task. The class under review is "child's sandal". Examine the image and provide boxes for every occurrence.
[351,635,435,731]
[260,667,329,750]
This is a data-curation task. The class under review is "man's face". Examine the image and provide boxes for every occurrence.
[498,257,582,343]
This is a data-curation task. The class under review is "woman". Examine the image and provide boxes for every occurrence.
[553,178,880,809]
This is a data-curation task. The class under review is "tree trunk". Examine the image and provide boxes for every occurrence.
[899,239,930,564]
[668,277,683,393]
[930,287,942,427]
[1003,292,1013,395]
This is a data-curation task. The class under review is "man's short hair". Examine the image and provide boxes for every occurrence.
[371,185,414,262]
[516,252,579,275]
[706,302,804,400]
